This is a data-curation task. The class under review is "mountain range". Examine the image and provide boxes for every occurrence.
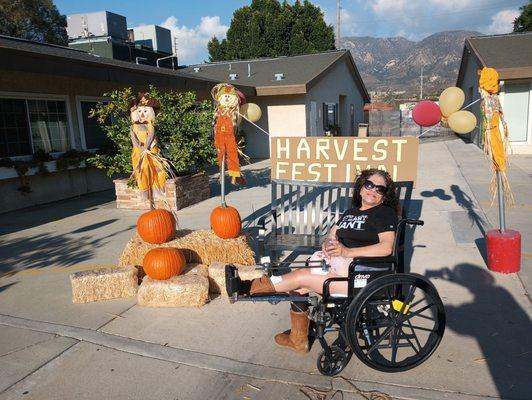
[341,30,482,102]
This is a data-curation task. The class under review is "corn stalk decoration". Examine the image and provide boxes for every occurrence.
[478,67,514,230]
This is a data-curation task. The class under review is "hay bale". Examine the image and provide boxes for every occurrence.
[70,266,138,304]
[119,230,255,268]
[137,263,210,307]
[208,262,266,296]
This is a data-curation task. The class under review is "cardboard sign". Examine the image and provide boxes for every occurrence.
[271,137,418,183]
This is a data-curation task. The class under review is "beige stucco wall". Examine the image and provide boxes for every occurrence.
[305,59,366,137]
[243,94,306,159]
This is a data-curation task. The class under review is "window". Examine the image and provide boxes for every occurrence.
[28,100,70,153]
[0,97,71,157]
[80,101,111,150]
[0,99,32,157]
[323,103,337,131]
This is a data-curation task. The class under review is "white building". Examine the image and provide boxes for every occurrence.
[457,33,532,154]
[182,50,370,158]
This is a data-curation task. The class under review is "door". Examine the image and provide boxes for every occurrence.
[310,101,318,136]
[504,82,530,142]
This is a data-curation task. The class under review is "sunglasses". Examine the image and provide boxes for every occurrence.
[363,180,387,195]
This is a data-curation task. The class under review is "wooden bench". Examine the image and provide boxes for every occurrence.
[257,179,413,273]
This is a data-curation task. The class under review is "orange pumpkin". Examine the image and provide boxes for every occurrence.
[137,209,176,244]
[143,247,186,280]
[210,205,241,239]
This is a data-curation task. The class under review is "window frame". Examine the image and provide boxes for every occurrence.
[75,95,110,151]
[0,91,75,159]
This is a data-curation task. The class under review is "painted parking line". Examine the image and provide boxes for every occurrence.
[0,265,116,278]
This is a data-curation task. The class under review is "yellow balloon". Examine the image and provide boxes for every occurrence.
[439,87,465,117]
[448,111,477,134]
[240,103,262,122]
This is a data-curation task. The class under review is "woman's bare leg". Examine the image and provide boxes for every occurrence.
[272,269,347,295]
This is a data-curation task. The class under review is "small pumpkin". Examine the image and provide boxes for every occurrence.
[137,209,176,244]
[143,247,186,280]
[210,205,241,239]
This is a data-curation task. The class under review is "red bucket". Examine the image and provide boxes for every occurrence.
[486,229,521,273]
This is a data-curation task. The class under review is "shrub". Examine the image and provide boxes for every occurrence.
[87,86,216,179]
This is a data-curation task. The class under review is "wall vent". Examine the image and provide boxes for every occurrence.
[274,73,285,81]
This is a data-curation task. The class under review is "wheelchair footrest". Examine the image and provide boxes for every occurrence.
[235,293,310,302]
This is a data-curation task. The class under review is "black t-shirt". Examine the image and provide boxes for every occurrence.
[335,204,398,248]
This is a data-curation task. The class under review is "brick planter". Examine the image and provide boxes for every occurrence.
[114,172,210,211]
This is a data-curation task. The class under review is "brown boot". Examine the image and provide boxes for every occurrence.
[249,276,276,295]
[274,310,309,353]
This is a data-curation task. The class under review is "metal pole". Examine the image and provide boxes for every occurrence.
[497,171,506,232]
[221,154,226,207]
[336,0,341,49]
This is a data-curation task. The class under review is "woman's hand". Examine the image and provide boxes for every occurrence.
[327,240,346,257]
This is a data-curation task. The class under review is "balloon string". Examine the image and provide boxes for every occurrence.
[237,111,271,136]
[462,98,481,109]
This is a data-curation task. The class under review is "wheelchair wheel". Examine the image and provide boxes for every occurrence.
[317,345,348,376]
[345,273,445,373]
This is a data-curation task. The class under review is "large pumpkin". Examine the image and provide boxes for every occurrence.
[137,209,176,244]
[210,205,241,239]
[143,247,186,280]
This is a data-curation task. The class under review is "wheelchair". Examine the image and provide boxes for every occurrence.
[225,218,446,376]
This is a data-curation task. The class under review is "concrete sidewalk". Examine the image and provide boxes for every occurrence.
[0,139,531,400]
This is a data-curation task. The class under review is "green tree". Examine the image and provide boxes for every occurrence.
[208,0,335,61]
[513,1,532,32]
[88,87,216,180]
[0,0,68,45]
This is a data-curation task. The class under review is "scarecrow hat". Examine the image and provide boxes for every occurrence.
[211,83,238,102]
[129,93,161,115]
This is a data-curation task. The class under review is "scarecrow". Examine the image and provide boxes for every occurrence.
[478,67,514,206]
[211,83,246,185]
[129,93,166,201]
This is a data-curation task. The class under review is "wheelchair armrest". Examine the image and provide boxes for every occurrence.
[349,256,396,272]
[322,277,348,301]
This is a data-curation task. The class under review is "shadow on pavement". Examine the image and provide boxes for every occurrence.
[0,190,115,235]
[0,281,18,292]
[426,264,532,400]
[0,224,134,276]
[209,167,270,197]
[420,185,489,264]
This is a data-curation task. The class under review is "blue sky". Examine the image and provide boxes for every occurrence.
[55,0,526,65]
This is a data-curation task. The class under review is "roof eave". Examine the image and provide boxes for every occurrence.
[255,84,307,96]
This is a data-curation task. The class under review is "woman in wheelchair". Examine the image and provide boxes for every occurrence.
[233,168,400,352]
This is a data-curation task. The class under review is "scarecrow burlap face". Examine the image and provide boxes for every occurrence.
[129,93,160,123]
[213,84,240,110]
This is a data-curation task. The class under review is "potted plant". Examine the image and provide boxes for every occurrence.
[88,86,216,210]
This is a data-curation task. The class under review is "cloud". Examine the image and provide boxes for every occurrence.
[159,16,228,65]
[482,9,519,35]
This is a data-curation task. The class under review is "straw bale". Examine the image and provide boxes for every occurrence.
[70,266,138,304]
[137,263,209,307]
[208,262,266,296]
[118,230,255,268]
